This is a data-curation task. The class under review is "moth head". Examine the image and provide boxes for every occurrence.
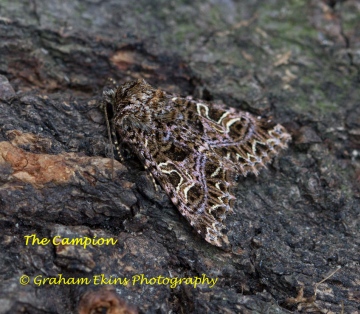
[113,79,155,132]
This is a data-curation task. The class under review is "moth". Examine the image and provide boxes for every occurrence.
[102,79,291,248]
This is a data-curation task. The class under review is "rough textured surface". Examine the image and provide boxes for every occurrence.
[0,0,359,313]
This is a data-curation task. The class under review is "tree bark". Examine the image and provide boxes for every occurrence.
[0,1,359,313]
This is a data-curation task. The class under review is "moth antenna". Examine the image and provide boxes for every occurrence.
[104,102,115,180]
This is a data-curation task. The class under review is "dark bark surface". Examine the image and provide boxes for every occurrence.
[0,1,359,313]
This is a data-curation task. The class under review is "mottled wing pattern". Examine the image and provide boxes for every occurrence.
[110,79,291,248]
[183,100,291,176]
[147,126,236,247]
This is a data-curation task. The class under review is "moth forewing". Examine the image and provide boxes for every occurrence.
[108,79,291,248]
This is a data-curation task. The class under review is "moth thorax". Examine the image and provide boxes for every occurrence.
[117,103,152,131]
